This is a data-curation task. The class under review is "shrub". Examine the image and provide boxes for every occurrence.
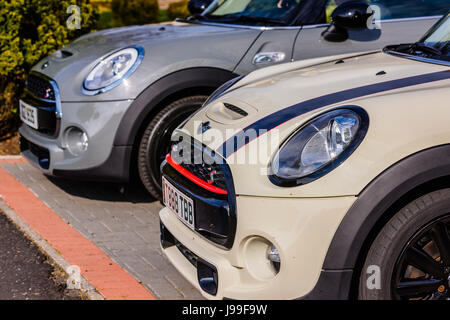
[111,0,159,26]
[98,10,114,30]
[167,0,190,21]
[0,0,99,139]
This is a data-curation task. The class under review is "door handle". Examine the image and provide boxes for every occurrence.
[252,52,286,65]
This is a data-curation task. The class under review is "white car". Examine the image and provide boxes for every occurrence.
[159,13,450,300]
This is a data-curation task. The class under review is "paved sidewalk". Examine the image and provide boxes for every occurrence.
[0,159,203,300]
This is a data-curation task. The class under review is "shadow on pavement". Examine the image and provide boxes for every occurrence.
[45,176,157,204]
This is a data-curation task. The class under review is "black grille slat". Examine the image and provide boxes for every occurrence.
[26,74,55,101]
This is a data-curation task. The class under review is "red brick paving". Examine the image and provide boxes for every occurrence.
[0,158,156,300]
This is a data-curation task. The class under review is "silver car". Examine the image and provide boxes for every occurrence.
[19,0,448,199]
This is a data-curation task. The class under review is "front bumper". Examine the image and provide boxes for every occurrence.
[160,194,356,300]
[20,99,133,181]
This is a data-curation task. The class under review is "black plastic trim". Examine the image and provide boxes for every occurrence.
[298,269,354,300]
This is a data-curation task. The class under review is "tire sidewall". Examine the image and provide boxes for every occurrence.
[359,190,450,300]
[138,96,207,199]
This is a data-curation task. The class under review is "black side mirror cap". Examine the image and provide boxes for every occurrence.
[188,0,214,15]
[322,1,374,42]
[332,1,372,30]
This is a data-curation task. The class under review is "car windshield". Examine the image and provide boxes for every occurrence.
[420,13,450,56]
[387,13,450,63]
[201,0,303,25]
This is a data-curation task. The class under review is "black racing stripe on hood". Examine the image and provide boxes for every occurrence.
[217,70,450,158]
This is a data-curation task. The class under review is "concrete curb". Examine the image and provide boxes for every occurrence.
[0,199,104,301]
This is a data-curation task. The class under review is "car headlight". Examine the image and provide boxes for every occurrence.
[204,75,245,106]
[82,46,144,95]
[270,107,369,186]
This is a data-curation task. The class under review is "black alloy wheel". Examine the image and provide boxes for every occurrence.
[359,189,450,300]
[392,215,450,300]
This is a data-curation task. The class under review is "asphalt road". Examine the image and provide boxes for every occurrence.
[0,211,81,300]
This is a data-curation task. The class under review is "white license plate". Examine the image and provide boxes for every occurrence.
[163,177,195,230]
[20,100,39,129]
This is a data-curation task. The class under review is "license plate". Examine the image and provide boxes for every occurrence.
[20,100,39,129]
[163,177,195,230]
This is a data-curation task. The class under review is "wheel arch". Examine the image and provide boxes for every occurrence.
[114,67,239,147]
[321,144,450,298]
[112,67,239,181]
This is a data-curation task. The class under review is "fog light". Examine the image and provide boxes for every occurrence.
[267,244,281,273]
[244,237,280,279]
[64,127,89,156]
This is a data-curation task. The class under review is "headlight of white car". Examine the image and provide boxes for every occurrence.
[82,46,144,95]
[270,107,369,186]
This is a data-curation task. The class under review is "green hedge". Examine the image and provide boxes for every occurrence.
[0,0,98,139]
[167,0,190,21]
[111,0,159,26]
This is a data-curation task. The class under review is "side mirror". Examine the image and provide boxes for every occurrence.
[188,0,214,15]
[322,1,373,42]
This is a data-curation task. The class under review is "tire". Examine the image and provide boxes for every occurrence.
[138,95,207,200]
[359,189,450,300]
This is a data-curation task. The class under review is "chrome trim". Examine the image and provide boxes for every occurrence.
[28,71,63,119]
[301,14,443,29]
[191,14,442,30]
[301,23,330,29]
[383,48,450,67]
[188,20,302,30]
[379,15,443,24]
[51,79,63,119]
[81,46,145,96]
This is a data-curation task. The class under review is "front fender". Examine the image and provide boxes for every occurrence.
[324,144,450,267]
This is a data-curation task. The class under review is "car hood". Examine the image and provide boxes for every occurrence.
[66,21,240,54]
[31,21,260,101]
[179,51,450,155]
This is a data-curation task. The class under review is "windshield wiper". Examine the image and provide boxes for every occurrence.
[186,14,207,21]
[408,42,443,56]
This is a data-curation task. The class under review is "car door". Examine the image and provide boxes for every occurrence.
[292,0,447,60]
[234,26,301,75]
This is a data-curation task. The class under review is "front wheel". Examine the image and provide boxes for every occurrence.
[138,95,207,200]
[359,189,450,300]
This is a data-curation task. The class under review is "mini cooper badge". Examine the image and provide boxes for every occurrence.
[198,121,211,134]
[41,61,50,70]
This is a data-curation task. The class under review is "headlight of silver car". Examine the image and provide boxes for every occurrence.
[82,46,144,95]
[270,107,369,187]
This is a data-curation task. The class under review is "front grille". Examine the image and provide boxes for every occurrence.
[25,74,56,101]
[21,72,60,137]
[174,142,227,191]
[182,162,226,190]
[163,138,237,249]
